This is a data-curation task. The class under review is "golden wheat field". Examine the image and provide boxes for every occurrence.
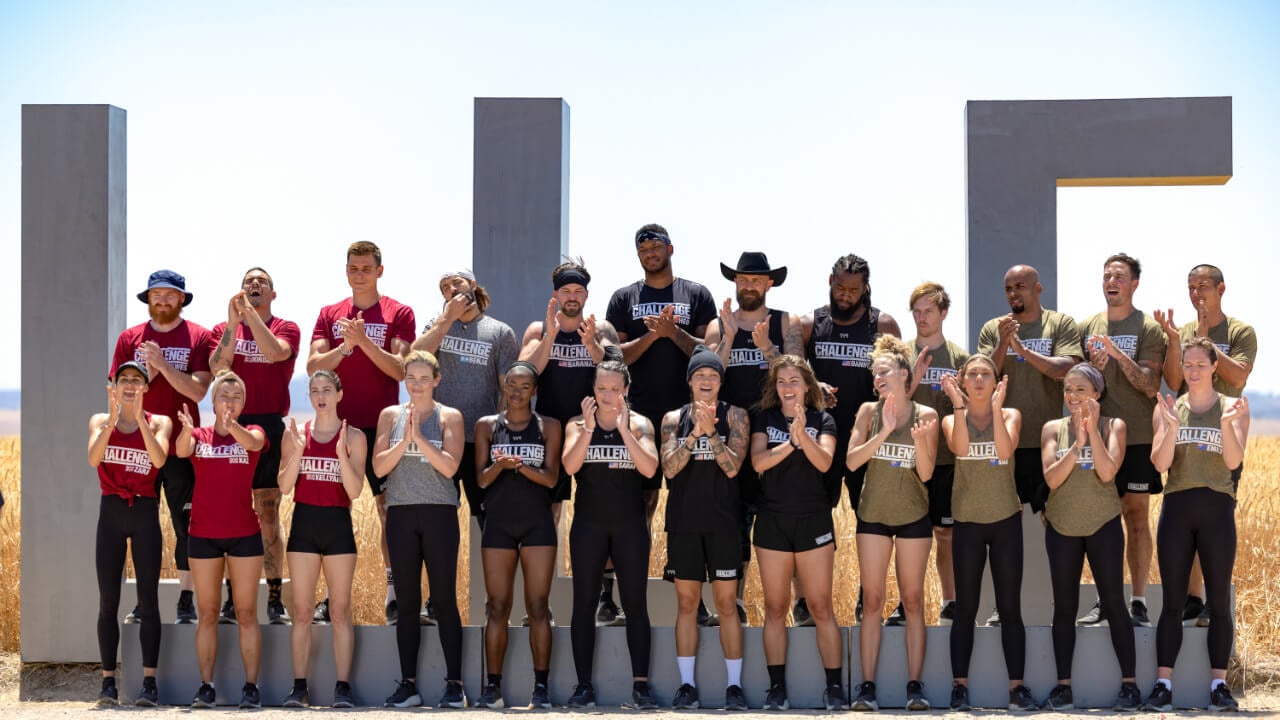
[3,435,1280,684]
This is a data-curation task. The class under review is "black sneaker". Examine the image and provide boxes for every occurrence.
[1130,599,1151,627]
[792,598,815,627]
[385,599,398,626]
[123,606,141,625]
[763,683,789,711]
[1042,683,1073,710]
[283,685,309,708]
[596,597,625,626]
[950,683,971,711]
[420,598,438,626]
[333,681,354,709]
[438,681,467,709]
[475,682,503,708]
[986,608,1001,627]
[268,598,291,625]
[884,603,906,627]
[905,680,930,711]
[98,679,119,706]
[312,598,331,625]
[1141,682,1173,712]
[384,679,421,708]
[672,682,699,709]
[1113,681,1141,712]
[1008,684,1037,711]
[1183,595,1207,626]
[219,597,237,625]
[938,601,955,626]
[851,681,877,711]
[631,681,658,709]
[529,682,551,709]
[1077,600,1105,626]
[239,682,261,709]
[176,595,198,624]
[1197,604,1212,628]
[1209,684,1239,712]
[824,684,848,711]
[567,682,596,708]
[192,682,216,708]
[135,681,158,707]
[724,684,747,711]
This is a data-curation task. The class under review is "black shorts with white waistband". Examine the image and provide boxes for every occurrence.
[664,530,741,582]
[752,510,836,553]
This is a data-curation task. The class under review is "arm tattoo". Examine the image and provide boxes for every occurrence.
[1120,357,1161,395]
[211,330,235,368]
[711,434,737,475]
[660,413,692,477]
[723,407,749,475]
[783,316,803,357]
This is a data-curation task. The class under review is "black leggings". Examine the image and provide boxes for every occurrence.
[1046,516,1134,680]
[951,512,1025,680]
[387,504,463,681]
[96,495,162,671]
[1157,488,1236,670]
[570,517,651,682]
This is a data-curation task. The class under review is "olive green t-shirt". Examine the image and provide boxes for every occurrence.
[952,413,1021,524]
[1078,310,1166,445]
[1177,316,1257,397]
[1043,418,1123,536]
[977,309,1082,449]
[859,401,930,526]
[909,339,970,465]
[1167,394,1235,499]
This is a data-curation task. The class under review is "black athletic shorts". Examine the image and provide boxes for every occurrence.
[753,509,836,553]
[287,503,357,555]
[551,466,573,503]
[856,513,933,539]
[360,426,388,496]
[928,464,955,527]
[482,508,558,550]
[241,413,285,490]
[1013,446,1048,512]
[1116,443,1163,496]
[188,532,265,559]
[664,531,742,582]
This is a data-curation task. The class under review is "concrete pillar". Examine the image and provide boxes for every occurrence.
[21,104,128,661]
[472,97,570,334]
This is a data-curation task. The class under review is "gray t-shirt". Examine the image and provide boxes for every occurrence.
[385,403,459,507]
[429,314,519,442]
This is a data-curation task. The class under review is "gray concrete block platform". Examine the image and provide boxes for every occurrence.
[121,578,291,624]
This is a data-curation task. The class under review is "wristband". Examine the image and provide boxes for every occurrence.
[339,344,354,357]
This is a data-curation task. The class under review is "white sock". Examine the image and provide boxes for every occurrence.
[385,568,397,604]
[1211,679,1226,692]
[1157,678,1172,691]
[677,657,696,687]
[725,658,743,688]
[1132,595,1146,605]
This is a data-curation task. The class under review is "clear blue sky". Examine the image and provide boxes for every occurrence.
[2,1,1276,389]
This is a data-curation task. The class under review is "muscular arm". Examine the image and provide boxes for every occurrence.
[365,337,411,383]
[622,413,660,479]
[1090,418,1126,483]
[704,320,732,366]
[994,408,1021,462]
[87,413,114,467]
[411,313,453,355]
[227,420,267,453]
[1214,353,1253,389]
[1018,347,1080,381]
[210,324,238,373]
[844,403,887,472]
[241,311,293,363]
[307,338,345,374]
[518,322,553,372]
[561,414,591,476]
[1041,420,1074,490]
[1116,356,1163,398]
[716,406,749,478]
[140,415,172,470]
[782,312,804,357]
[659,409,693,478]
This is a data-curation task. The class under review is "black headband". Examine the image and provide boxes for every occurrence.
[554,269,589,290]
[507,360,540,385]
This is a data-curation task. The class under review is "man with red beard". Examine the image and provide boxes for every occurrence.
[800,254,901,626]
[209,267,301,625]
[111,270,214,624]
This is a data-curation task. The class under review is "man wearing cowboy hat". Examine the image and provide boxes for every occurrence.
[704,251,803,623]
[111,269,214,624]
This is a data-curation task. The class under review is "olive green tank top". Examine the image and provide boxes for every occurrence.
[952,412,1020,524]
[1167,395,1235,499]
[858,401,929,525]
[1044,418,1123,536]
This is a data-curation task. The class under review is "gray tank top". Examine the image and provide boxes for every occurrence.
[385,403,459,507]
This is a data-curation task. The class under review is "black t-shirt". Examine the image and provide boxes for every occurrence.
[805,306,880,434]
[483,414,552,524]
[573,424,646,527]
[664,402,739,534]
[534,329,596,425]
[722,309,785,414]
[606,278,717,423]
[753,407,838,515]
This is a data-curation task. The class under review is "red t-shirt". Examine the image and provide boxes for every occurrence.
[97,416,161,500]
[293,422,351,508]
[111,320,213,453]
[311,296,415,428]
[209,316,301,415]
[188,425,264,539]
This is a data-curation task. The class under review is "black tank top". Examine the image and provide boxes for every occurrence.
[805,305,879,432]
[573,423,646,527]
[722,309,785,413]
[535,329,596,424]
[664,402,738,534]
[484,414,552,524]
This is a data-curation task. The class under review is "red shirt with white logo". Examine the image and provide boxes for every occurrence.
[210,317,301,415]
[293,422,351,508]
[189,425,265,539]
[311,296,416,428]
[98,416,161,500]
[111,320,213,453]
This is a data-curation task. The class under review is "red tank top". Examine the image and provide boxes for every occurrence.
[189,425,264,539]
[293,422,352,508]
[97,415,161,501]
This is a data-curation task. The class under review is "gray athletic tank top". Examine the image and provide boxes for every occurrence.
[385,403,460,507]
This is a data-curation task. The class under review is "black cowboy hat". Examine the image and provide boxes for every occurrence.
[720,251,787,286]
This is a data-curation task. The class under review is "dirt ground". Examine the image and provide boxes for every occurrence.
[3,654,1280,718]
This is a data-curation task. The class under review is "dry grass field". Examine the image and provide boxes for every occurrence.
[2,435,1280,686]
